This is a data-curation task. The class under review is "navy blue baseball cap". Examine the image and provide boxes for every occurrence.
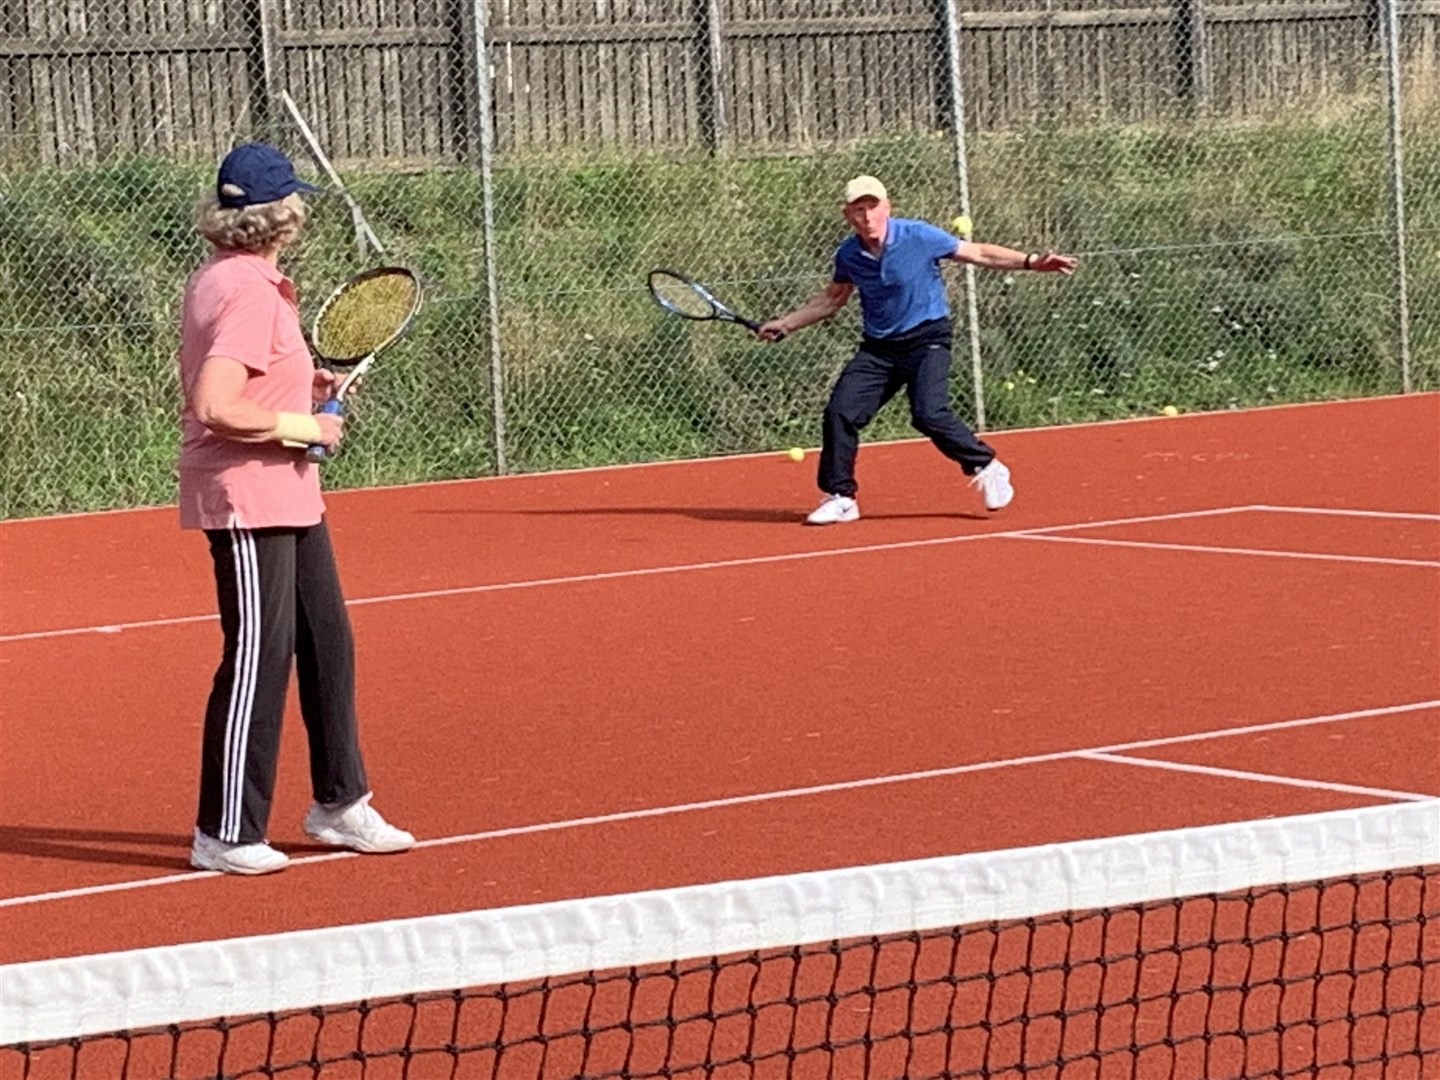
[216,142,319,208]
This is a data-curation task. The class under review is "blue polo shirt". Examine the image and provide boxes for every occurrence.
[833,217,960,339]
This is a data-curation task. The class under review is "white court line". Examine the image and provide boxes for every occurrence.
[11,392,1428,526]
[1009,532,1440,569]
[10,502,1434,644]
[1252,504,1440,522]
[1081,751,1436,802]
[0,504,1257,643]
[3,697,1433,909]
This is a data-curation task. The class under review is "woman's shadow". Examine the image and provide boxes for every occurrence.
[0,824,194,871]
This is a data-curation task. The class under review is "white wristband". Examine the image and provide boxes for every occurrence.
[272,412,323,445]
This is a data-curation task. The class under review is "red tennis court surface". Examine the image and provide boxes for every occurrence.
[1,394,1437,973]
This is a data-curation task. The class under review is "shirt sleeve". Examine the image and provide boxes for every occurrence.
[915,221,961,261]
[207,280,281,375]
[832,245,852,284]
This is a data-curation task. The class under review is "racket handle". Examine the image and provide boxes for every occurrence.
[305,398,345,463]
[740,316,785,341]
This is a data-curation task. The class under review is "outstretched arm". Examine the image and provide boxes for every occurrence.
[757,280,854,341]
[951,242,1078,275]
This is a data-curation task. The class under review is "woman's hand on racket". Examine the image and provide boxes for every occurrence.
[311,368,340,405]
[313,366,365,405]
[313,411,345,449]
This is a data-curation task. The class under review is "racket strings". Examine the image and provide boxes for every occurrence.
[650,274,715,319]
[315,272,419,361]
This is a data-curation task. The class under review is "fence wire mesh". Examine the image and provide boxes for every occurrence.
[0,0,1435,517]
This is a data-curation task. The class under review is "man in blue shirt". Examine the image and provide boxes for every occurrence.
[758,175,1078,525]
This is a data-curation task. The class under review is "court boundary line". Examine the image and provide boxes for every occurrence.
[1080,751,1436,802]
[6,501,1434,643]
[3,697,1433,910]
[6,391,1431,526]
[0,505,1258,642]
[1010,533,1440,569]
[4,799,1436,1045]
[1253,504,1440,522]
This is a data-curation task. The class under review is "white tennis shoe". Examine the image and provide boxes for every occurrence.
[303,793,416,853]
[972,459,1014,511]
[805,493,860,525]
[189,829,290,875]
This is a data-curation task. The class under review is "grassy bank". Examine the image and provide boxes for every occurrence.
[1,111,1434,517]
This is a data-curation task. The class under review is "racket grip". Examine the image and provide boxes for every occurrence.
[741,317,785,341]
[305,398,345,463]
[747,316,785,342]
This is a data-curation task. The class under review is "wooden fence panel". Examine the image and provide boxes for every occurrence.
[716,0,938,147]
[0,0,252,164]
[488,0,702,153]
[0,0,1436,167]
[1204,0,1382,116]
[274,0,452,164]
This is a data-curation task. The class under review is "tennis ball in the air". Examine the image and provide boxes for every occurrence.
[950,214,973,236]
[1161,405,1180,417]
[787,447,806,462]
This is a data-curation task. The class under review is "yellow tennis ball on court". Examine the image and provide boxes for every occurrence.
[1161,405,1180,417]
[950,214,973,236]
[787,447,805,462]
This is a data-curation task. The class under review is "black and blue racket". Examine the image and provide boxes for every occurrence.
[647,269,782,339]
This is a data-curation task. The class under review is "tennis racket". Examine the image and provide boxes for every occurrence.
[647,269,783,339]
[305,266,423,463]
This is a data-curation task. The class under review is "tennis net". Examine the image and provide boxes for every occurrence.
[2,801,1436,1079]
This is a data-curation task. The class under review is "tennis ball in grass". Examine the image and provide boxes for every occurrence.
[950,214,973,236]
[787,447,806,462]
[1161,405,1180,417]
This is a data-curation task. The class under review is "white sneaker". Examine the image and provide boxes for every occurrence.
[190,828,290,875]
[972,459,1014,510]
[303,793,416,853]
[805,493,860,525]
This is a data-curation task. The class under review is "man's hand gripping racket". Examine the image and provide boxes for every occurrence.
[647,269,784,341]
[305,266,423,462]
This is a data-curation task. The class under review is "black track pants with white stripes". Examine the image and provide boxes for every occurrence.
[197,519,369,845]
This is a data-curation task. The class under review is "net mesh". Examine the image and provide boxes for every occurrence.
[12,874,1438,1079]
[3,804,1436,1080]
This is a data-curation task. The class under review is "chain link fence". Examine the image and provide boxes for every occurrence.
[1,0,1435,518]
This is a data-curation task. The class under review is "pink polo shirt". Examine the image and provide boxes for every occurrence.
[177,251,326,530]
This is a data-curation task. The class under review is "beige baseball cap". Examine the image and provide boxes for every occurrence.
[842,174,888,204]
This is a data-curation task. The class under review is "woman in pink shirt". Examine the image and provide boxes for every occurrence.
[178,142,413,875]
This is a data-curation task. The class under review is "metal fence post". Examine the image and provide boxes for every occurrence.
[1174,0,1209,108]
[1380,0,1413,393]
[699,0,728,154]
[244,0,281,143]
[463,0,509,471]
[941,0,986,431]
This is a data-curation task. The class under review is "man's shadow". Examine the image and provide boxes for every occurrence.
[0,824,194,871]
[419,506,989,524]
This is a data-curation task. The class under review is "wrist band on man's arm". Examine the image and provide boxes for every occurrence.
[271,411,323,446]
[1024,253,1035,270]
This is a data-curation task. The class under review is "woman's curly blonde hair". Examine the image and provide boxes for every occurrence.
[194,191,306,253]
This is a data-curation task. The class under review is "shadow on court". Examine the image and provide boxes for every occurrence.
[414,506,991,524]
[0,825,194,871]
